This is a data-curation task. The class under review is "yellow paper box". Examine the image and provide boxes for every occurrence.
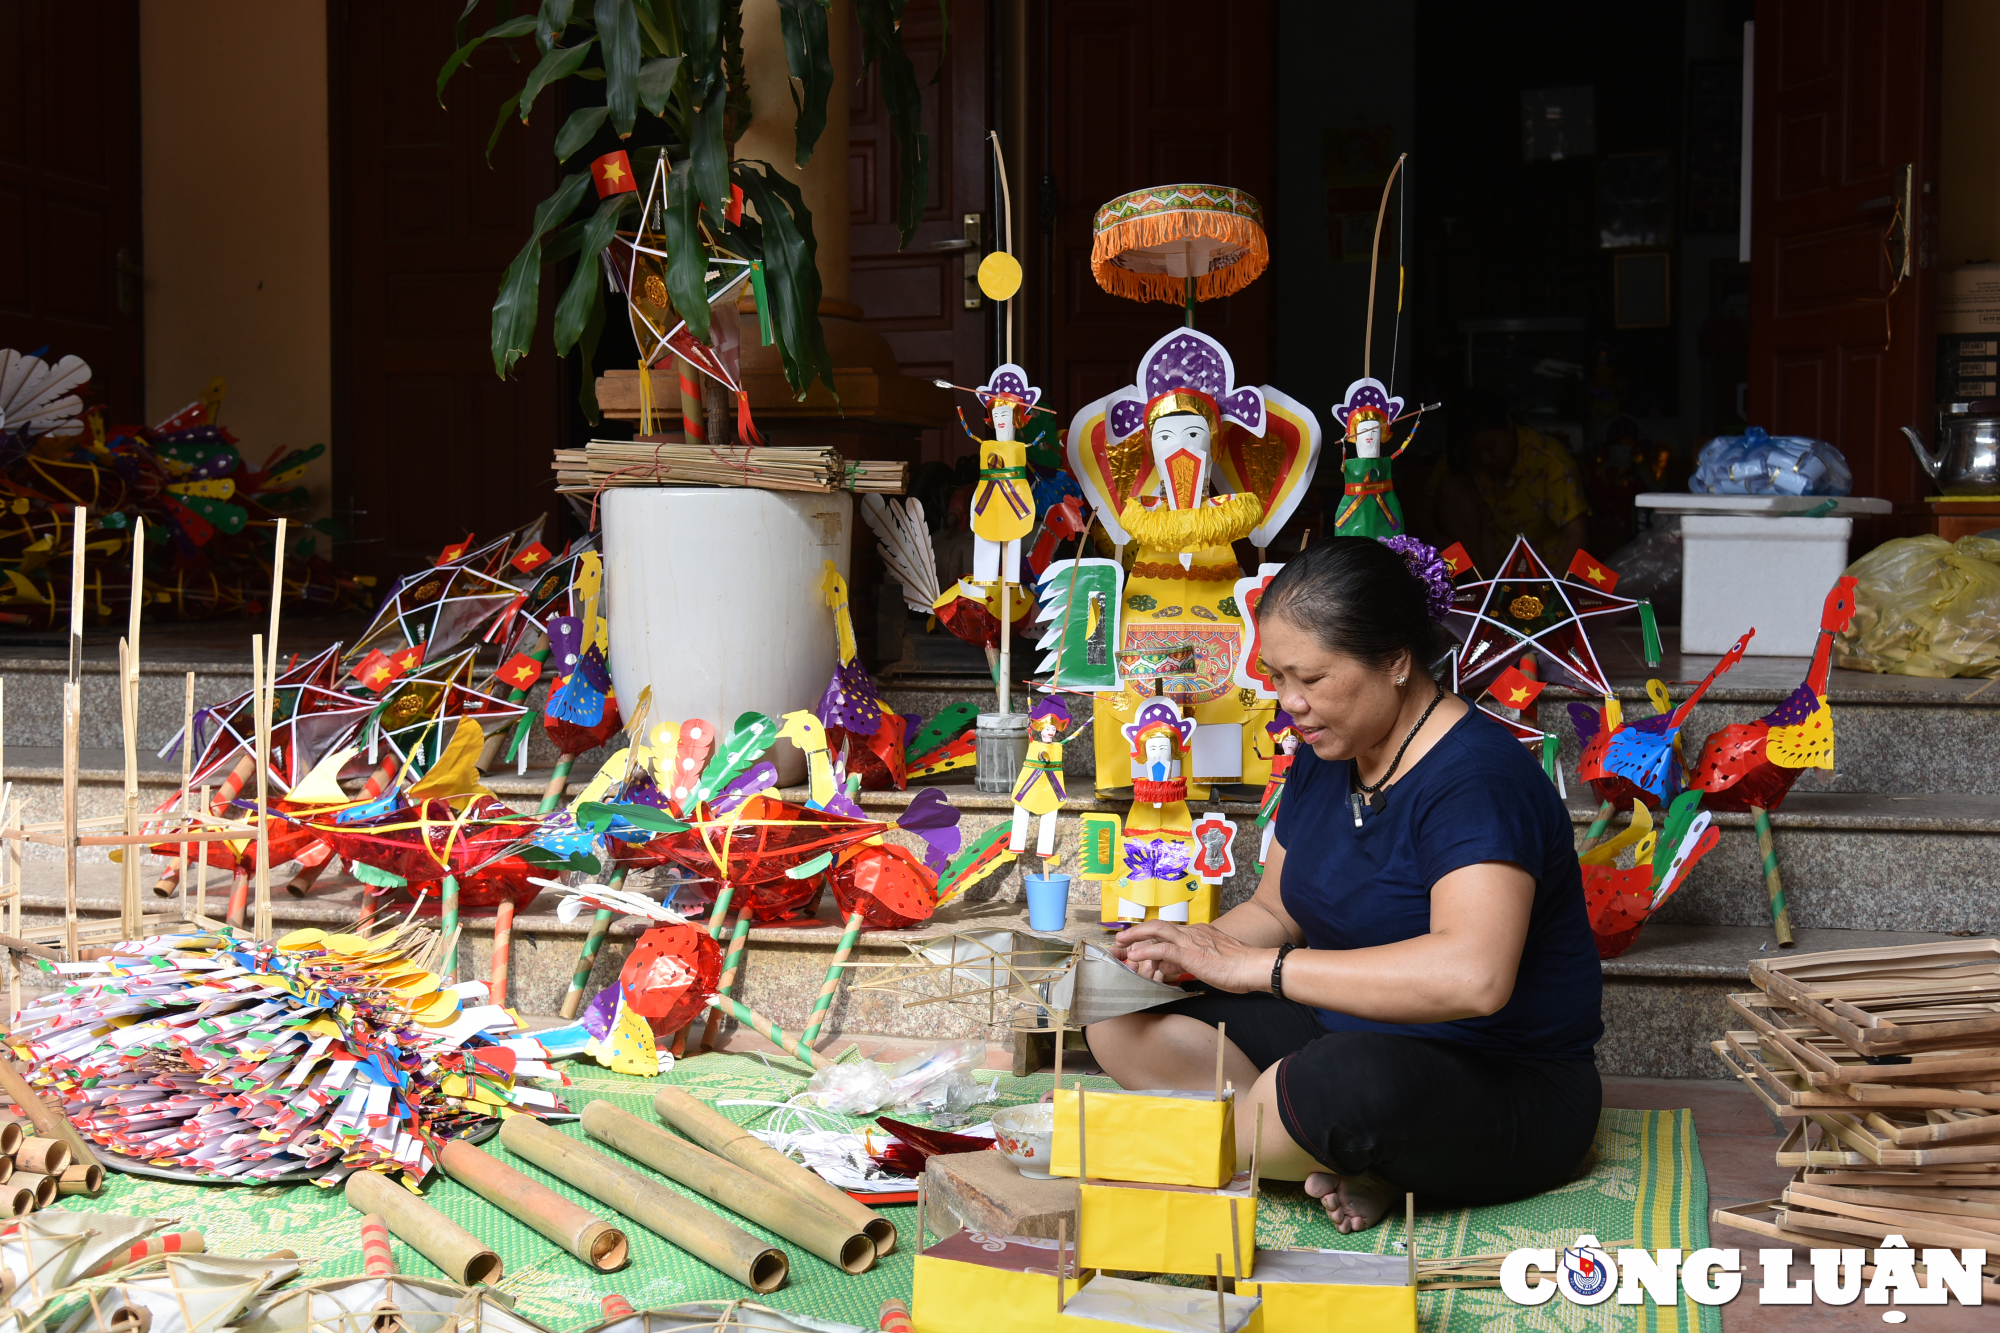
[1051,1087,1234,1188]
[1241,1248,1416,1333]
[1077,1177,1256,1278]
[1058,1274,1263,1333]
[913,1229,1090,1333]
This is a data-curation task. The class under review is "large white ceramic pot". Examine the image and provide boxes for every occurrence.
[601,487,852,786]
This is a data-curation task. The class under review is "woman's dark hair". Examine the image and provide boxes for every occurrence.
[1258,537,1446,670]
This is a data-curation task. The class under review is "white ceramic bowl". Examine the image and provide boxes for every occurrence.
[991,1103,1056,1179]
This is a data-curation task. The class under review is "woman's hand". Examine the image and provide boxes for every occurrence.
[1115,920,1275,993]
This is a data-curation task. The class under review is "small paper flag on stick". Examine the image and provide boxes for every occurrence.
[1567,548,1619,593]
[1487,664,1545,711]
[1437,541,1476,579]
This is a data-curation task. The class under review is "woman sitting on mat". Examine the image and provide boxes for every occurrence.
[1086,535,1602,1233]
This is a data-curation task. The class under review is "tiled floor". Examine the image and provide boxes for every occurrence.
[695,1043,1993,1330]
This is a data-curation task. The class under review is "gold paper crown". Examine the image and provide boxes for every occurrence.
[1144,389,1220,436]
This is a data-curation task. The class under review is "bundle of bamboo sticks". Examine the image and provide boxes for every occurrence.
[554,439,907,495]
[1712,938,2000,1298]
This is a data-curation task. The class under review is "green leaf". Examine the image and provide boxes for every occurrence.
[661,157,712,343]
[595,0,642,137]
[576,270,609,423]
[555,104,611,160]
[437,13,540,106]
[637,54,683,117]
[555,193,631,355]
[775,0,833,166]
[491,171,594,378]
[486,91,523,163]
[675,0,730,219]
[536,0,575,50]
[733,161,835,397]
[631,0,679,56]
[678,0,719,75]
[518,38,598,124]
[854,0,929,247]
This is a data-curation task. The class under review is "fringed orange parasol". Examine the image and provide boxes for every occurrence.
[1090,183,1268,305]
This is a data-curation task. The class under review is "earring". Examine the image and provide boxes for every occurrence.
[1395,675,1407,686]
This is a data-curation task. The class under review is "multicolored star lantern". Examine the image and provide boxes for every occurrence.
[1448,536,1636,696]
[348,558,524,670]
[363,648,528,776]
[171,644,376,793]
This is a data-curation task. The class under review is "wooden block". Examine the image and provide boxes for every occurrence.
[923,1150,1077,1241]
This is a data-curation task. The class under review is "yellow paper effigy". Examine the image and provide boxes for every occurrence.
[912,1229,1089,1333]
[1048,1086,1234,1189]
[1077,1176,1257,1278]
[1240,1249,1416,1333]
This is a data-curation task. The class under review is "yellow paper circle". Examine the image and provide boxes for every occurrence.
[276,928,327,951]
[978,250,1024,301]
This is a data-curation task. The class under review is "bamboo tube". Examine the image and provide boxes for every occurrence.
[359,1214,396,1277]
[601,1296,636,1319]
[438,1139,628,1271]
[702,994,831,1069]
[58,1163,102,1196]
[560,864,634,1019]
[0,1156,13,1184]
[697,907,753,1051]
[879,1298,914,1333]
[498,1115,788,1292]
[86,1230,205,1277]
[0,1119,21,1155]
[652,1086,896,1256]
[582,1102,874,1274]
[14,1172,55,1208]
[490,899,515,1007]
[799,910,864,1045]
[16,1136,69,1175]
[1753,804,1795,947]
[285,860,330,898]
[2,1183,31,1217]
[0,1053,101,1170]
[345,1167,502,1285]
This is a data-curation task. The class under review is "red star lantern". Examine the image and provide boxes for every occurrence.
[1448,536,1636,696]
[1488,664,1546,711]
[510,541,553,573]
[1567,549,1619,593]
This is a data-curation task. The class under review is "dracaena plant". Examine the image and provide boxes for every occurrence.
[442,0,940,420]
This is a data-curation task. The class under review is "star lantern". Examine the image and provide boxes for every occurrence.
[1447,536,1637,697]
[178,644,375,794]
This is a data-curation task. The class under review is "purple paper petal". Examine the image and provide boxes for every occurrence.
[581,984,619,1039]
[712,761,778,813]
[816,660,884,734]
[898,787,964,872]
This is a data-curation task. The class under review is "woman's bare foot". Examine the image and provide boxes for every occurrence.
[1304,1170,1398,1234]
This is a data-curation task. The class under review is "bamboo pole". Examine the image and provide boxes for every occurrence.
[358,1214,396,1277]
[557,860,631,1021]
[498,1114,787,1292]
[0,1053,101,1171]
[580,1102,873,1273]
[57,1163,103,1197]
[697,906,754,1051]
[226,641,264,930]
[1362,153,1409,378]
[653,1086,895,1255]
[438,1139,628,1271]
[1578,799,1617,854]
[345,1166,502,1284]
[16,1136,70,1175]
[256,520,285,940]
[489,898,514,1006]
[61,679,78,960]
[702,993,831,1069]
[799,909,864,1046]
[440,875,461,981]
[120,518,144,938]
[1753,804,1795,947]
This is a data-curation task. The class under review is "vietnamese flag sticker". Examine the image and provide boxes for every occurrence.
[1438,541,1476,580]
[1487,664,1545,711]
[438,535,475,564]
[354,650,404,693]
[510,541,553,573]
[1567,549,1619,593]
[498,654,544,691]
[592,150,637,198]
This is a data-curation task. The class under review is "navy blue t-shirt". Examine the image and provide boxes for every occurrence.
[1273,704,1602,1061]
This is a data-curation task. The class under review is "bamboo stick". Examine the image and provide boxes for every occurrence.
[0,1053,101,1171]
[1362,154,1408,377]
[703,993,831,1069]
[559,864,632,1019]
[698,907,754,1051]
[1753,804,1795,947]
[498,1114,788,1292]
[256,518,284,942]
[799,909,863,1045]
[345,1166,501,1284]
[1578,798,1617,854]
[653,1086,896,1255]
[119,520,143,938]
[167,671,194,906]
[61,678,78,960]
[580,1102,873,1273]
[674,882,742,1055]
[2,1184,31,1217]
[357,1215,396,1277]
[440,874,461,981]
[438,1139,628,1271]
[87,1231,205,1276]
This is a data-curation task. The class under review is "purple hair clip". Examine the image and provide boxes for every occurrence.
[1380,535,1455,622]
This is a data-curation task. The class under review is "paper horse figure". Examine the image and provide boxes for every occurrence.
[1578,792,1721,958]
[1688,578,1858,812]
[1570,630,1754,809]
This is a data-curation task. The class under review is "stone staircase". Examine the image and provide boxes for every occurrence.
[2,623,1995,1081]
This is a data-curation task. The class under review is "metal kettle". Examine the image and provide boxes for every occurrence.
[1903,405,2000,495]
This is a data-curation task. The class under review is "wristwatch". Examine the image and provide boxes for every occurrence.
[1271,942,1299,1000]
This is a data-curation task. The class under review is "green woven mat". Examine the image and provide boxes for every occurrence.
[55,1053,1715,1332]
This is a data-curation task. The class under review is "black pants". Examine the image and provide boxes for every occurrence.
[1090,990,1601,1207]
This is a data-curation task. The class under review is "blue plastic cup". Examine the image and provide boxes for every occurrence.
[1024,873,1072,932]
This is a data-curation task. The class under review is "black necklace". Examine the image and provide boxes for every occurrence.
[1349,681,1446,827]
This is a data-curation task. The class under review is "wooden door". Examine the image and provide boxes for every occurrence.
[329,0,562,580]
[847,0,992,406]
[0,1,144,421]
[1023,0,1275,416]
[1748,0,1941,543]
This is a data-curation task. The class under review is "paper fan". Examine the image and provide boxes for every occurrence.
[0,348,91,438]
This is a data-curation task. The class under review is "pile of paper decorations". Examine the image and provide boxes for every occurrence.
[8,925,568,1188]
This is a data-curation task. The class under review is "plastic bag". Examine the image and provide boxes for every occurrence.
[1690,426,1852,496]
[802,1038,996,1116]
[1835,536,2000,678]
